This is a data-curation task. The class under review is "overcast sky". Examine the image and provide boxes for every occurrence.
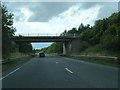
[2,1,118,49]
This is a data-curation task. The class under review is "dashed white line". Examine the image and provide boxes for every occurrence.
[0,67,21,80]
[80,61,85,63]
[65,68,73,74]
[56,62,59,64]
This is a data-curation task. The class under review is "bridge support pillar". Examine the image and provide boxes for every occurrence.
[63,42,72,55]
[63,39,85,55]
[63,43,66,55]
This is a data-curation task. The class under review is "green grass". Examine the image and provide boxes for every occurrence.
[2,56,33,72]
[80,45,120,57]
[64,56,119,68]
[4,52,29,59]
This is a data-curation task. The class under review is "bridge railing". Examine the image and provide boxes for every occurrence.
[15,33,80,38]
[60,33,80,37]
[15,33,60,36]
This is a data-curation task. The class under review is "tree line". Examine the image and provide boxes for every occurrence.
[40,11,120,56]
[2,5,33,59]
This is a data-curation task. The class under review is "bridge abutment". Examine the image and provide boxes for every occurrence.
[63,39,84,55]
[63,43,66,55]
[63,41,72,55]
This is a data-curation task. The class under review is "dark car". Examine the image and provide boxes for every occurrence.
[39,52,45,57]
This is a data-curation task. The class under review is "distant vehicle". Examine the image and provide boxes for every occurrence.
[31,53,37,57]
[39,52,45,57]
[39,48,48,57]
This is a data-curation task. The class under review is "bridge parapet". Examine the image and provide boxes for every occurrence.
[12,36,77,42]
[15,33,80,38]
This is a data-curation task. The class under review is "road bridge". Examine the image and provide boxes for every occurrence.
[12,36,76,42]
[11,35,81,55]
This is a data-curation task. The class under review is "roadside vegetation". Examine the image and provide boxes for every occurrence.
[35,42,63,54]
[7,52,27,59]
[2,5,34,59]
[39,11,120,57]
[2,5,35,71]
[2,56,33,72]
[63,55,119,68]
[2,4,120,68]
[37,11,120,67]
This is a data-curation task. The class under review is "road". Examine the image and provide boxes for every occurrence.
[2,55,118,88]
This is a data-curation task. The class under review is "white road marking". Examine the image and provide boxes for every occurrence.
[0,67,21,80]
[65,68,73,74]
[80,61,85,63]
[56,62,59,64]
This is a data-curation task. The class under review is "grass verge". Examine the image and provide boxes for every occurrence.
[63,55,119,68]
[2,56,33,72]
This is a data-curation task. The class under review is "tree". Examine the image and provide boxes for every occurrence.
[78,23,84,33]
[100,24,119,52]
[17,42,33,54]
[67,27,78,34]
[2,5,16,58]
[16,35,33,54]
[60,30,67,36]
[53,43,63,54]
[41,11,120,56]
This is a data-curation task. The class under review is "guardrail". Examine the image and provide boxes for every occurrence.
[0,55,30,64]
[70,55,119,62]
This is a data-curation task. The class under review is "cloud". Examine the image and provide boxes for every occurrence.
[3,2,118,36]
[80,2,118,19]
[28,2,79,22]
[4,2,78,22]
[97,2,118,19]
[49,4,102,26]
[14,4,101,36]
[13,8,33,22]
[4,2,118,22]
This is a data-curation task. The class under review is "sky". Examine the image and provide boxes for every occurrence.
[2,1,119,49]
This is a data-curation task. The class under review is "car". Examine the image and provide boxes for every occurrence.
[39,52,45,57]
[30,53,37,57]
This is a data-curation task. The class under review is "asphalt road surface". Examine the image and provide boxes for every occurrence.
[2,54,118,88]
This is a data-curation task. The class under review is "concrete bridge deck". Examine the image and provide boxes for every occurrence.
[12,36,76,42]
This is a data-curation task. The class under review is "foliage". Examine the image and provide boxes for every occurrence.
[60,30,67,36]
[16,41,33,54]
[67,27,78,34]
[78,12,120,56]
[2,5,34,58]
[45,43,63,54]
[2,56,33,71]
[78,23,90,33]
[2,5,16,58]
[100,24,119,52]
[44,11,120,56]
